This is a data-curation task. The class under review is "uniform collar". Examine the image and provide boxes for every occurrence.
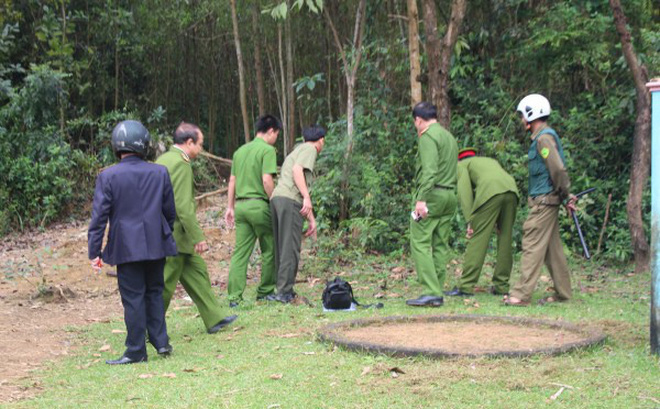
[419,122,438,137]
[171,145,190,162]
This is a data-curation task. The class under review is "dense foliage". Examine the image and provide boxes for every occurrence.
[0,0,658,262]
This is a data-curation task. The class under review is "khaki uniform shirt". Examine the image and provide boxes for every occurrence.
[272,143,318,204]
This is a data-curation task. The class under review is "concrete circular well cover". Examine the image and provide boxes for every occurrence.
[317,314,607,359]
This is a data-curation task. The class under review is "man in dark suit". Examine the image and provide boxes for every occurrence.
[88,120,178,365]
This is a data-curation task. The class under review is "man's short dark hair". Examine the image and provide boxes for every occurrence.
[412,102,438,120]
[173,122,201,144]
[302,125,326,142]
[255,115,282,134]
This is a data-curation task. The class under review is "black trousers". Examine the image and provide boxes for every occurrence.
[116,258,169,359]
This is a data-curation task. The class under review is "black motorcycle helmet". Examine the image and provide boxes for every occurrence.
[111,120,151,158]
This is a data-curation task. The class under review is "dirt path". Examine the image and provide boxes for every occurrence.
[0,197,233,403]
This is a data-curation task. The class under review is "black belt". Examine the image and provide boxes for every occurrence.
[434,185,453,190]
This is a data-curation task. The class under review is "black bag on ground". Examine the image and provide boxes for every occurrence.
[322,277,354,310]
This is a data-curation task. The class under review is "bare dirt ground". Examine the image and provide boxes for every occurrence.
[343,321,587,353]
[0,196,233,403]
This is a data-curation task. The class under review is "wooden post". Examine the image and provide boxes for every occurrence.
[648,78,660,355]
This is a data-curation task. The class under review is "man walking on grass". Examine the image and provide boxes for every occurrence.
[504,94,576,306]
[156,122,237,332]
[88,120,176,364]
[225,115,281,307]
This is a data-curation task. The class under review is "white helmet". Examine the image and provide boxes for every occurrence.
[516,94,551,122]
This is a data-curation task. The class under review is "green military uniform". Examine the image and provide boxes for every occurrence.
[510,127,572,302]
[456,156,519,294]
[227,138,277,302]
[156,146,226,330]
[410,123,458,297]
[271,143,318,295]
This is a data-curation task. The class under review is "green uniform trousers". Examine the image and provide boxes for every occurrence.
[410,189,457,297]
[510,201,572,302]
[163,253,225,330]
[460,192,518,294]
[271,196,304,295]
[227,199,276,302]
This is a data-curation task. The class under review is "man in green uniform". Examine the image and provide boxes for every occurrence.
[505,94,576,306]
[156,123,237,332]
[406,102,458,307]
[224,115,281,307]
[444,148,519,297]
[266,125,326,303]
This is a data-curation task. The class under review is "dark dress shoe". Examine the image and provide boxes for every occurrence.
[406,295,444,307]
[256,294,272,301]
[229,301,239,308]
[157,344,173,357]
[207,315,238,334]
[106,355,147,365]
[444,287,474,297]
[265,293,296,304]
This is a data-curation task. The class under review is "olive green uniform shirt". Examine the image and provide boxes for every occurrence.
[457,157,519,223]
[156,146,205,254]
[272,143,318,203]
[231,137,277,200]
[413,123,458,203]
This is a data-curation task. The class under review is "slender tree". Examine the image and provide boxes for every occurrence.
[251,3,266,116]
[325,0,367,220]
[230,0,251,142]
[610,0,651,273]
[407,0,422,107]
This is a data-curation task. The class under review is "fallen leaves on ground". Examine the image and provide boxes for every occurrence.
[98,344,111,352]
[138,374,154,379]
[269,373,283,380]
[162,373,176,378]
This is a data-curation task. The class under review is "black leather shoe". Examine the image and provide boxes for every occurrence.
[105,355,147,365]
[444,287,474,297]
[256,294,272,301]
[229,301,239,308]
[406,295,444,307]
[157,344,173,357]
[265,293,296,304]
[207,315,238,334]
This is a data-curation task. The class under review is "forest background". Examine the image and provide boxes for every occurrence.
[0,0,658,270]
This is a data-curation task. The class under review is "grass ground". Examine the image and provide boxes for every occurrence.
[5,248,658,409]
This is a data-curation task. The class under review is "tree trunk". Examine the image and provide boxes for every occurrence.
[421,0,440,111]
[252,4,266,116]
[422,0,467,128]
[326,0,367,221]
[230,0,251,143]
[407,0,422,107]
[610,0,651,273]
[277,24,289,156]
[285,0,296,154]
